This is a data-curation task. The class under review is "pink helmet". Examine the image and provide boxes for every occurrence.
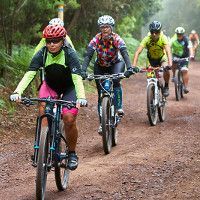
[43,25,66,39]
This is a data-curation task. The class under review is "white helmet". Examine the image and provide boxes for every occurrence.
[97,15,115,27]
[49,18,64,27]
[175,27,185,34]
[191,30,196,34]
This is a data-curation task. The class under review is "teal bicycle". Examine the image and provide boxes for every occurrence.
[21,97,76,200]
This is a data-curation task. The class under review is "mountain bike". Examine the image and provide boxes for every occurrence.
[87,73,126,154]
[140,66,169,126]
[21,97,76,200]
[172,57,189,101]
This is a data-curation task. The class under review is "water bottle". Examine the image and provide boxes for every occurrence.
[45,103,53,114]
[104,79,111,91]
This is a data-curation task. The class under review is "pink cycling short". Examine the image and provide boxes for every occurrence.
[39,81,78,116]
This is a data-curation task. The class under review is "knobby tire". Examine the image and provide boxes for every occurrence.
[36,126,49,200]
[147,83,158,126]
[54,121,70,191]
[102,97,112,154]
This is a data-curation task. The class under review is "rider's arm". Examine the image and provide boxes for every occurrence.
[196,34,200,45]
[14,48,44,95]
[164,44,172,66]
[82,46,95,72]
[132,45,144,66]
[65,35,75,50]
[188,40,194,57]
[120,47,132,69]
[67,47,86,99]
[111,34,132,69]
[33,38,46,56]
[132,36,149,66]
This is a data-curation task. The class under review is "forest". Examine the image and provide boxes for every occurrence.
[0,0,200,109]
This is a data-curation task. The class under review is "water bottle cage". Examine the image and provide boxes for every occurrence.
[103,79,111,91]
[45,103,54,115]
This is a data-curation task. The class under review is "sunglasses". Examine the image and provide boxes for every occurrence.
[150,31,160,34]
[100,25,111,30]
[46,38,63,44]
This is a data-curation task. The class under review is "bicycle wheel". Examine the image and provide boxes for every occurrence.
[178,71,184,98]
[174,70,181,101]
[111,109,118,147]
[55,121,70,191]
[102,96,112,154]
[147,83,158,126]
[158,86,166,122]
[174,70,183,101]
[36,126,50,200]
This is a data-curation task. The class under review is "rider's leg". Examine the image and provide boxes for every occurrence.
[62,113,78,152]
[112,61,125,116]
[62,112,79,170]
[38,81,58,126]
[194,43,198,57]
[94,63,109,121]
[62,88,79,170]
[181,68,189,93]
[171,62,177,81]
[161,61,170,97]
[94,63,110,133]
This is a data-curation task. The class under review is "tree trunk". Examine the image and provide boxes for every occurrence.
[67,9,81,32]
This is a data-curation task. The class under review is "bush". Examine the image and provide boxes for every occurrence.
[123,37,147,66]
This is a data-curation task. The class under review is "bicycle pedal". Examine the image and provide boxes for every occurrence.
[32,163,37,168]
[60,163,67,168]
[30,155,34,161]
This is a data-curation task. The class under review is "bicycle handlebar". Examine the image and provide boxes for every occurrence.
[173,57,189,62]
[21,97,76,108]
[86,73,126,81]
[139,66,171,73]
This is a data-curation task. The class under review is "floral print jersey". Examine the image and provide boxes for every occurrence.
[88,33,126,67]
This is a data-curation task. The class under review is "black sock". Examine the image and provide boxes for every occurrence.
[165,83,169,88]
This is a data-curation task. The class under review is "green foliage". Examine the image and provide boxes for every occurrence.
[0,51,14,73]
[148,0,200,37]
[66,0,80,9]
[116,16,136,38]
[123,37,147,66]
[0,98,5,107]
[12,45,34,73]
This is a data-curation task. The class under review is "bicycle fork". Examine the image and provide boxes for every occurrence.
[32,116,42,167]
[147,78,159,105]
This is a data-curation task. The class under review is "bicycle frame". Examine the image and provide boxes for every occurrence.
[140,66,168,126]
[88,73,125,126]
[21,97,74,167]
[87,73,125,153]
[173,57,189,100]
[145,67,163,106]
[20,97,78,198]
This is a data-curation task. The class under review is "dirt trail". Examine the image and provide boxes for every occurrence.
[0,61,200,200]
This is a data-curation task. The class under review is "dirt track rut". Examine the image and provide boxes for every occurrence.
[0,61,200,200]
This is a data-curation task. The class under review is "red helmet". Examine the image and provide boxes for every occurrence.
[43,25,67,39]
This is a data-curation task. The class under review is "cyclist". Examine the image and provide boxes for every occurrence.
[81,15,135,134]
[132,21,172,97]
[189,30,199,59]
[34,18,75,55]
[10,25,87,170]
[171,27,193,94]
